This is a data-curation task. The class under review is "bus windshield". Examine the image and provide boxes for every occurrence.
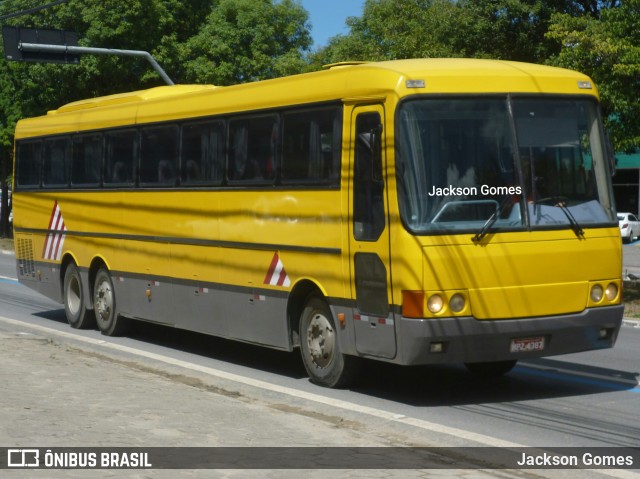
[396,96,616,234]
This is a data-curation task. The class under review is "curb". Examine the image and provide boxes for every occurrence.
[622,318,640,328]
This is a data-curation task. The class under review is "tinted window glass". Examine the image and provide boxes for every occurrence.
[104,130,137,186]
[140,125,179,186]
[42,138,69,187]
[353,113,385,241]
[181,121,224,185]
[16,141,42,188]
[228,115,277,183]
[282,107,341,185]
[72,133,102,187]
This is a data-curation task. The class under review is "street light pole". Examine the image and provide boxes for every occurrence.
[18,42,174,86]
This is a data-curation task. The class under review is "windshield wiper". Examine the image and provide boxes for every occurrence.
[472,195,514,243]
[472,209,499,243]
[533,195,585,238]
[556,200,585,238]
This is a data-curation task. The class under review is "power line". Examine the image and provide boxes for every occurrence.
[0,0,68,21]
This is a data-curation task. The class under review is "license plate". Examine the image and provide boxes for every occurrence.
[510,336,545,353]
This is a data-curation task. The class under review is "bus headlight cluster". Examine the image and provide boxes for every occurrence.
[402,291,469,318]
[427,293,466,314]
[589,281,620,305]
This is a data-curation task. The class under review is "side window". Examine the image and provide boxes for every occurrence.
[353,112,385,241]
[228,115,277,183]
[72,133,102,187]
[181,121,224,185]
[104,129,137,187]
[42,137,70,187]
[141,125,179,186]
[16,141,42,188]
[281,107,342,185]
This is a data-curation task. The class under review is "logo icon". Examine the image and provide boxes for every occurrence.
[8,449,40,467]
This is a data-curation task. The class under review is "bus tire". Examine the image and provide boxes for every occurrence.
[299,296,359,388]
[465,360,517,378]
[93,268,128,336]
[63,263,94,329]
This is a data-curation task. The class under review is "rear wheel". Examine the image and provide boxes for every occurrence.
[299,296,359,388]
[63,263,94,329]
[93,268,128,336]
[465,360,517,378]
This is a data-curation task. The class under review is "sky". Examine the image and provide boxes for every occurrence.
[300,0,364,48]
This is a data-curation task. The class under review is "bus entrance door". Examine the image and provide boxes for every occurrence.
[349,105,396,359]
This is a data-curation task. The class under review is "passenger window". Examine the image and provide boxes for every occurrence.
[72,133,102,187]
[104,130,137,186]
[228,115,277,183]
[16,141,42,188]
[181,121,224,185]
[141,125,179,186]
[281,107,341,185]
[42,138,70,187]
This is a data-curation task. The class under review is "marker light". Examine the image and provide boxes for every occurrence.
[605,283,618,301]
[406,79,426,88]
[449,294,465,313]
[427,294,444,314]
[590,284,604,303]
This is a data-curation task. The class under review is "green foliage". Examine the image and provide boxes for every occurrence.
[181,0,311,85]
[546,1,640,151]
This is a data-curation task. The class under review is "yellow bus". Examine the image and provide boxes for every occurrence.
[12,59,623,387]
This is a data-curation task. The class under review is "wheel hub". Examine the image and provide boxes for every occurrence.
[307,312,335,368]
[95,282,113,322]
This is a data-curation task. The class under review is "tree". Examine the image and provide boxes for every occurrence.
[547,1,640,151]
[181,0,311,85]
[309,0,466,67]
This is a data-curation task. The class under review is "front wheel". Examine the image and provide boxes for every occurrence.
[299,296,359,388]
[93,268,128,336]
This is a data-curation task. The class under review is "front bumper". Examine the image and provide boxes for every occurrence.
[395,305,624,365]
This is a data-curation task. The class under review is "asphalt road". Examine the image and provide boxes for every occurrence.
[0,246,638,479]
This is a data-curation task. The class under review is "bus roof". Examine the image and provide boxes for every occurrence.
[16,58,598,139]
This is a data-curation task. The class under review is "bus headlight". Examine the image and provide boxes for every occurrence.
[590,284,604,303]
[605,283,618,301]
[427,294,444,313]
[449,294,465,313]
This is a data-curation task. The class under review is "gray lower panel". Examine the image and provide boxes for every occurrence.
[395,305,624,365]
[112,275,291,351]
